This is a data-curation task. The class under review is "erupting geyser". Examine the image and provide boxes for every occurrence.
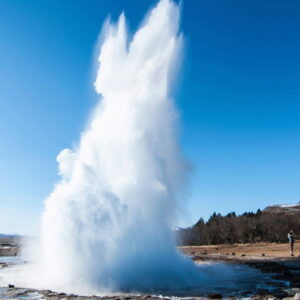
[35,0,203,294]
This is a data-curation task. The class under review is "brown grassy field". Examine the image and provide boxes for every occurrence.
[179,241,300,259]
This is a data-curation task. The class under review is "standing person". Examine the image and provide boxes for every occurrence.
[288,230,295,256]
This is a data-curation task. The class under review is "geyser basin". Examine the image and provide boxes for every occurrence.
[0,258,284,298]
[2,0,286,298]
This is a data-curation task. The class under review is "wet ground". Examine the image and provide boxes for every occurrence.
[192,254,300,298]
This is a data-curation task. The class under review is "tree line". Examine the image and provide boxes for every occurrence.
[177,209,300,245]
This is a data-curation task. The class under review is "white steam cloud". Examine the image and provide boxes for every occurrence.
[23,0,205,294]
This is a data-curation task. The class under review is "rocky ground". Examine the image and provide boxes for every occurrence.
[0,287,172,300]
[1,284,300,300]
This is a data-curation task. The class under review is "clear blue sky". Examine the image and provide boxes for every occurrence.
[0,0,299,234]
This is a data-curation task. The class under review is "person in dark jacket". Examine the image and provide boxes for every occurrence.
[288,230,295,256]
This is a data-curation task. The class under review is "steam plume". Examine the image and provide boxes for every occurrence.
[36,0,202,293]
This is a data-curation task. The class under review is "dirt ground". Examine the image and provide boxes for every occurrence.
[179,241,300,259]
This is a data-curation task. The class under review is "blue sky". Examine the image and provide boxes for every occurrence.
[0,0,299,234]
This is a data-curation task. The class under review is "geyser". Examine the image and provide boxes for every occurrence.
[36,0,202,293]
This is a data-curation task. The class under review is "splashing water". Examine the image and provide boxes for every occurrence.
[27,0,204,294]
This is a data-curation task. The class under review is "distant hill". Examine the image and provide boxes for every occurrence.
[177,203,300,246]
[0,234,21,239]
[263,204,300,214]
